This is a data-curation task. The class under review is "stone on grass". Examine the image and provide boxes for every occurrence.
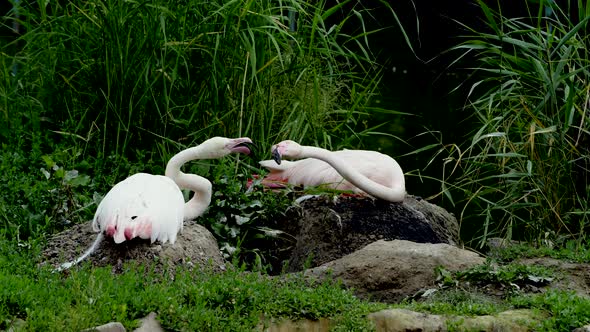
[304,239,485,302]
[368,308,541,332]
[133,312,164,332]
[82,322,126,332]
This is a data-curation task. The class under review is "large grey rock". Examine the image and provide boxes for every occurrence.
[304,240,485,302]
[368,308,541,332]
[41,220,226,273]
[274,195,460,272]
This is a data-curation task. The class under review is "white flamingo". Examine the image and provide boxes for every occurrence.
[55,137,253,271]
[259,140,405,202]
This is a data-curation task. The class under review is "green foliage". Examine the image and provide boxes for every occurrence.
[2,0,401,160]
[436,260,555,290]
[0,238,381,331]
[512,290,590,331]
[198,159,293,272]
[435,0,590,245]
[0,147,95,239]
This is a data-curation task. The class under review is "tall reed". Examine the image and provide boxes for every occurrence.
[437,0,590,246]
[2,0,405,162]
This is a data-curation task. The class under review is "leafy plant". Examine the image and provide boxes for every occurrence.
[199,160,293,273]
[0,146,96,239]
[434,0,590,246]
[436,260,555,292]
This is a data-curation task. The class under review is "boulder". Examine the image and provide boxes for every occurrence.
[304,240,485,302]
[274,195,460,272]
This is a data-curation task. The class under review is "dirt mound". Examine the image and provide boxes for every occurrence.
[41,220,226,273]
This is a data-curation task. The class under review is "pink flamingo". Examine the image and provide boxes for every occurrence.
[55,137,253,271]
[259,140,406,202]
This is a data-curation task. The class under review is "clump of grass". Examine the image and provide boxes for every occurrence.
[450,261,555,288]
[490,239,590,263]
[433,0,590,246]
[405,289,507,317]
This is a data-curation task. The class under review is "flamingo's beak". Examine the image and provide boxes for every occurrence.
[271,147,282,165]
[229,138,255,156]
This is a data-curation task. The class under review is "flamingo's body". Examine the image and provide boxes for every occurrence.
[92,173,185,244]
[260,140,406,202]
[55,137,253,271]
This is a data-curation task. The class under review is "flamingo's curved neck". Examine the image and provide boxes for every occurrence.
[165,147,213,221]
[301,146,405,202]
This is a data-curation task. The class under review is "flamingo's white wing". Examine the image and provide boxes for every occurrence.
[92,173,185,244]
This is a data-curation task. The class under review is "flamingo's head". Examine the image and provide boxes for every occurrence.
[225,137,254,156]
[102,214,140,243]
[196,137,254,159]
[271,140,302,165]
[103,218,127,243]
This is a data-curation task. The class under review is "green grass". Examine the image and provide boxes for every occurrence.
[405,289,509,317]
[489,239,590,263]
[403,286,590,332]
[0,238,384,331]
[436,260,556,290]
[512,290,590,331]
[3,235,590,331]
